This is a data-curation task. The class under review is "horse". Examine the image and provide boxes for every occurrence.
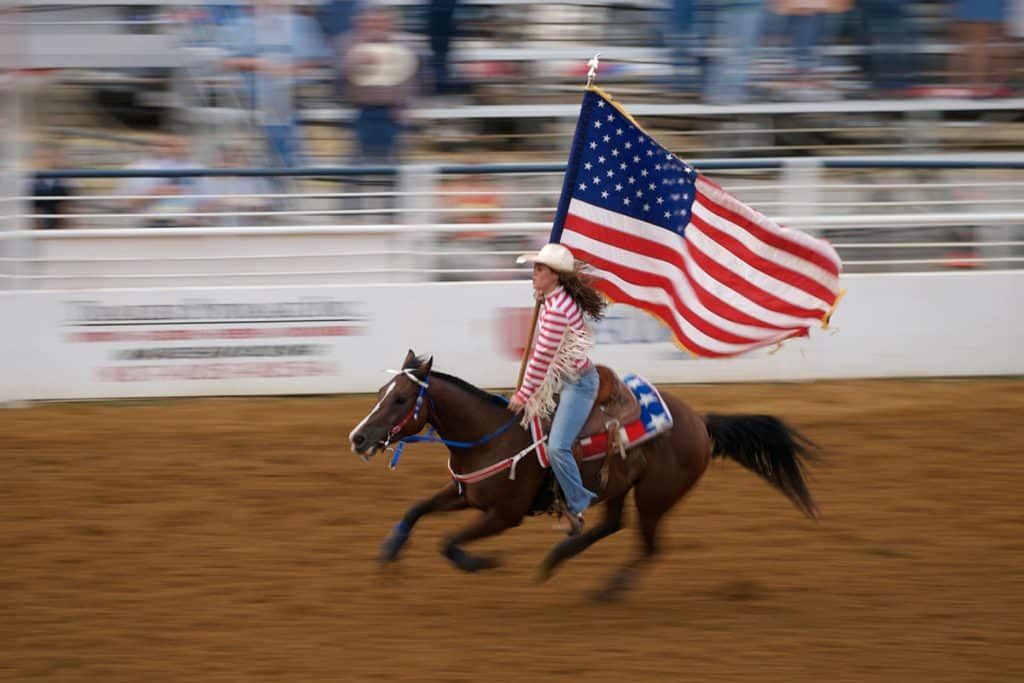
[349,350,819,600]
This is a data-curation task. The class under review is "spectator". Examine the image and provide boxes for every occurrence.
[117,133,215,228]
[336,6,420,164]
[438,172,505,280]
[315,0,361,42]
[661,0,711,96]
[1012,0,1024,92]
[426,0,462,97]
[948,0,1010,96]
[853,0,918,97]
[204,144,277,227]
[704,0,768,104]
[30,145,73,230]
[333,6,419,223]
[221,0,332,168]
[772,0,851,100]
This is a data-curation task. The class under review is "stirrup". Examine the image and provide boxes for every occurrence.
[551,508,584,536]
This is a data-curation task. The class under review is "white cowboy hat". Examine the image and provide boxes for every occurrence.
[347,43,418,88]
[516,243,575,273]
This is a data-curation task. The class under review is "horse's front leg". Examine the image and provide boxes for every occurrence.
[380,481,468,563]
[442,508,517,573]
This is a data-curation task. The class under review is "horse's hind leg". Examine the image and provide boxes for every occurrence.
[442,509,516,572]
[537,493,627,583]
[380,482,468,563]
[595,466,693,602]
[594,495,666,602]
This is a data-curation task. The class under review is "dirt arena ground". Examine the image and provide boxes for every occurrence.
[2,378,1023,682]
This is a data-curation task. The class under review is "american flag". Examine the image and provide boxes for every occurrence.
[551,89,843,357]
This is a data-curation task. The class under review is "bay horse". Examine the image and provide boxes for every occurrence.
[349,350,818,600]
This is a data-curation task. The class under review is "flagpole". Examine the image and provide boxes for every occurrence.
[514,54,601,393]
[515,298,542,390]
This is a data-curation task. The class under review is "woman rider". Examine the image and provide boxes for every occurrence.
[508,243,607,535]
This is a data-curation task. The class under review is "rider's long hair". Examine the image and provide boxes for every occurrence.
[559,265,607,321]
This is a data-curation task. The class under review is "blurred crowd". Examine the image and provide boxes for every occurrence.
[666,0,1024,102]
[22,0,1024,231]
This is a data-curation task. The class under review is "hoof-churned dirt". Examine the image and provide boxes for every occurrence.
[2,379,1022,682]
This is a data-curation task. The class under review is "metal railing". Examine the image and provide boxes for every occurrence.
[3,156,1023,289]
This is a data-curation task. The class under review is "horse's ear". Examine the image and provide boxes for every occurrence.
[416,355,433,377]
[403,349,416,369]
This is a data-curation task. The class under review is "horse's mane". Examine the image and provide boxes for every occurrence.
[404,354,509,409]
[432,372,510,409]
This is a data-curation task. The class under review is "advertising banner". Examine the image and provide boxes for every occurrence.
[1,272,1021,402]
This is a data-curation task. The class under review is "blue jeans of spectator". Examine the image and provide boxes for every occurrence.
[663,0,703,92]
[790,13,826,76]
[857,0,916,91]
[428,0,459,95]
[353,106,402,163]
[548,364,599,515]
[265,123,301,168]
[705,3,766,103]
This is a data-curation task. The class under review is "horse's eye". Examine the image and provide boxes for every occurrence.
[395,396,407,406]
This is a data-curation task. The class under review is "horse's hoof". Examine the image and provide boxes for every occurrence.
[455,555,501,573]
[592,587,624,603]
[593,569,632,602]
[467,556,500,573]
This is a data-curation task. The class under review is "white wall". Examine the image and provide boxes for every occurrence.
[1,271,1021,402]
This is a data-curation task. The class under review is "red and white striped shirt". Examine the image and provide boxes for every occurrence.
[514,286,592,404]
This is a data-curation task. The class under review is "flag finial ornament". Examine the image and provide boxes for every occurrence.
[586,53,601,88]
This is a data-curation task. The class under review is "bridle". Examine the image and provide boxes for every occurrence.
[380,368,430,451]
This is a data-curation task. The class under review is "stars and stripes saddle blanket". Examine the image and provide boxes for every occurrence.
[530,371,673,466]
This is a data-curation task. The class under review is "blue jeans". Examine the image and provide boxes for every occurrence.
[264,123,302,168]
[790,13,826,76]
[704,3,766,103]
[548,364,599,515]
[662,0,710,93]
[353,106,403,163]
[857,0,915,91]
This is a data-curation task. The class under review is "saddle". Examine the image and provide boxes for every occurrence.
[528,368,672,505]
[539,365,641,448]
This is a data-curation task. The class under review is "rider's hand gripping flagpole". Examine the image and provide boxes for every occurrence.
[515,54,602,391]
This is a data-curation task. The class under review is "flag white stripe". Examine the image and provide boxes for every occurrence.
[691,199,840,293]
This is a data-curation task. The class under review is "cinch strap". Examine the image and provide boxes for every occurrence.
[447,436,547,494]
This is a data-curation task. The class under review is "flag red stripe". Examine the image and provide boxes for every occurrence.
[697,183,841,277]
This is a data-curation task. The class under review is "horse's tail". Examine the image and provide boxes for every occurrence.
[704,413,820,519]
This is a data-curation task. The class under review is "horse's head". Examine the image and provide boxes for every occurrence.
[348,350,433,462]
